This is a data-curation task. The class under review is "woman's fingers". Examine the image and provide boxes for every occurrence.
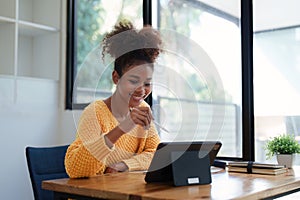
[104,167,118,174]
[140,107,154,121]
[130,107,152,127]
[131,111,150,127]
[105,162,129,174]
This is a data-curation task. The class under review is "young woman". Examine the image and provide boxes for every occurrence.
[65,20,162,178]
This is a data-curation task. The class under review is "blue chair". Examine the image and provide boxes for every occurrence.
[26,145,69,200]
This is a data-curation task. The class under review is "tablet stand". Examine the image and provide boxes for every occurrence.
[170,150,212,186]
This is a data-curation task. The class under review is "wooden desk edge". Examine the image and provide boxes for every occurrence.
[234,178,300,200]
[42,179,132,200]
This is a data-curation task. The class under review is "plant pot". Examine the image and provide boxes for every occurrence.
[276,154,294,168]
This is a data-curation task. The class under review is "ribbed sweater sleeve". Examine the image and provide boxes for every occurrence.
[122,123,160,171]
[76,102,114,161]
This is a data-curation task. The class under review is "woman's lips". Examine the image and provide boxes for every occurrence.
[132,95,144,102]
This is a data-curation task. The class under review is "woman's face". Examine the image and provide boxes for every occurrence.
[114,62,153,108]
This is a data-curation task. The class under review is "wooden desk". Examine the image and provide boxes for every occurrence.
[43,166,300,200]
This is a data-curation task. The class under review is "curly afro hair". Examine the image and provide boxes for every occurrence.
[102,19,162,76]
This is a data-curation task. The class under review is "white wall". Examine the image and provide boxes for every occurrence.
[0,1,81,199]
[0,77,78,199]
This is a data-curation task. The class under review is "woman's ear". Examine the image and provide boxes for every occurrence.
[112,70,120,84]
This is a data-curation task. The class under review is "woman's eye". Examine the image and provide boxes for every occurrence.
[129,80,139,84]
[144,82,152,87]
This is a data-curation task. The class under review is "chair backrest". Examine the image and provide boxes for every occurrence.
[25,145,69,200]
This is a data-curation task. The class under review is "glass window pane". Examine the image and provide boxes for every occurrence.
[74,0,143,104]
[153,0,242,158]
[253,0,300,164]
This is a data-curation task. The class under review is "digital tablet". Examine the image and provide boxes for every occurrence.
[144,141,222,183]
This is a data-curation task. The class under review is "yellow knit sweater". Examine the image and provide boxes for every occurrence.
[65,100,160,178]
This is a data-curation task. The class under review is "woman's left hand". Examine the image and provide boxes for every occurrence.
[104,162,129,174]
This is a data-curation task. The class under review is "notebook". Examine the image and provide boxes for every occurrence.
[227,161,287,175]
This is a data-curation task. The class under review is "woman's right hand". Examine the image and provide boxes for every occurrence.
[129,107,153,130]
[118,107,153,133]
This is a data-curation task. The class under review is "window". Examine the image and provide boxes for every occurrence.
[253,0,300,164]
[151,0,242,158]
[67,0,143,109]
[66,0,254,160]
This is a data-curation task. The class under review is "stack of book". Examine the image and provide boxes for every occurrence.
[227,161,287,175]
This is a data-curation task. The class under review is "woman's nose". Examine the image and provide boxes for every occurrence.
[135,84,147,93]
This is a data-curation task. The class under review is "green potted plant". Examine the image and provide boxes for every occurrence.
[265,134,300,168]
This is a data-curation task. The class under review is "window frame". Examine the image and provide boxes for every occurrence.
[65,0,254,161]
